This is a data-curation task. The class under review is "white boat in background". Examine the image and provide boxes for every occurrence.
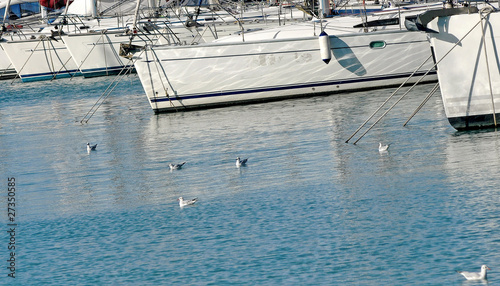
[0,0,442,82]
[62,3,310,78]
[0,46,15,79]
[1,31,86,81]
[125,4,440,113]
[0,0,88,82]
[0,0,158,82]
[0,0,40,21]
[1,0,311,81]
[0,0,45,79]
[416,2,500,130]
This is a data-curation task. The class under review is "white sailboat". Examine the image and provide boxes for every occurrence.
[0,0,155,82]
[125,4,440,113]
[62,1,310,78]
[0,0,88,82]
[0,0,44,79]
[416,2,500,130]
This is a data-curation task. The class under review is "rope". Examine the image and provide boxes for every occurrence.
[403,82,440,126]
[51,56,75,81]
[479,7,496,127]
[80,41,150,123]
[150,47,180,109]
[71,32,105,80]
[157,21,181,45]
[143,47,159,110]
[106,33,130,70]
[348,14,487,144]
[11,37,44,84]
[47,37,75,81]
[345,54,432,143]
[80,64,135,123]
[42,39,54,75]
[103,32,109,76]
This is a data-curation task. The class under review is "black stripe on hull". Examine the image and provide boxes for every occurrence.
[448,113,500,130]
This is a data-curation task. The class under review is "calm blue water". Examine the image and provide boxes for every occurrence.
[1,76,499,285]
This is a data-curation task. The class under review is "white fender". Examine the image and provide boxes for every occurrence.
[318,31,332,64]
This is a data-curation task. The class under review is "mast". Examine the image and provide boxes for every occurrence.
[318,0,331,17]
[132,0,142,29]
[2,0,12,25]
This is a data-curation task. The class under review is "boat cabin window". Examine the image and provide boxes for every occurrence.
[369,41,386,49]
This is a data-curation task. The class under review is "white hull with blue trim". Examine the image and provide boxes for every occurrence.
[61,18,306,78]
[1,36,82,82]
[132,29,436,113]
[62,30,136,78]
[60,4,312,79]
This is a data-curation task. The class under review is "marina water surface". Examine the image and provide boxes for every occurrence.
[1,76,499,285]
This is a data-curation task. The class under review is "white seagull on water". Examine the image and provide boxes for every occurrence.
[169,162,186,170]
[457,265,491,280]
[236,157,248,167]
[178,197,197,207]
[87,143,97,152]
[378,142,389,152]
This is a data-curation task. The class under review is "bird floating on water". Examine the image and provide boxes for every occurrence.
[378,142,389,152]
[457,265,490,280]
[87,142,97,152]
[169,162,186,170]
[178,197,197,207]
[236,157,248,167]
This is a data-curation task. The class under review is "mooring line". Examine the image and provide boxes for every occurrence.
[347,15,486,144]
[479,7,496,127]
[10,37,43,84]
[403,82,440,126]
[80,64,134,124]
[345,54,432,143]
[352,65,437,145]
[71,32,106,80]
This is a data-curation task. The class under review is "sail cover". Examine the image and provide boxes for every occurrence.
[40,0,71,9]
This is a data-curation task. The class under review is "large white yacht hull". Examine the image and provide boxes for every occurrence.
[132,29,436,113]
[426,8,500,130]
